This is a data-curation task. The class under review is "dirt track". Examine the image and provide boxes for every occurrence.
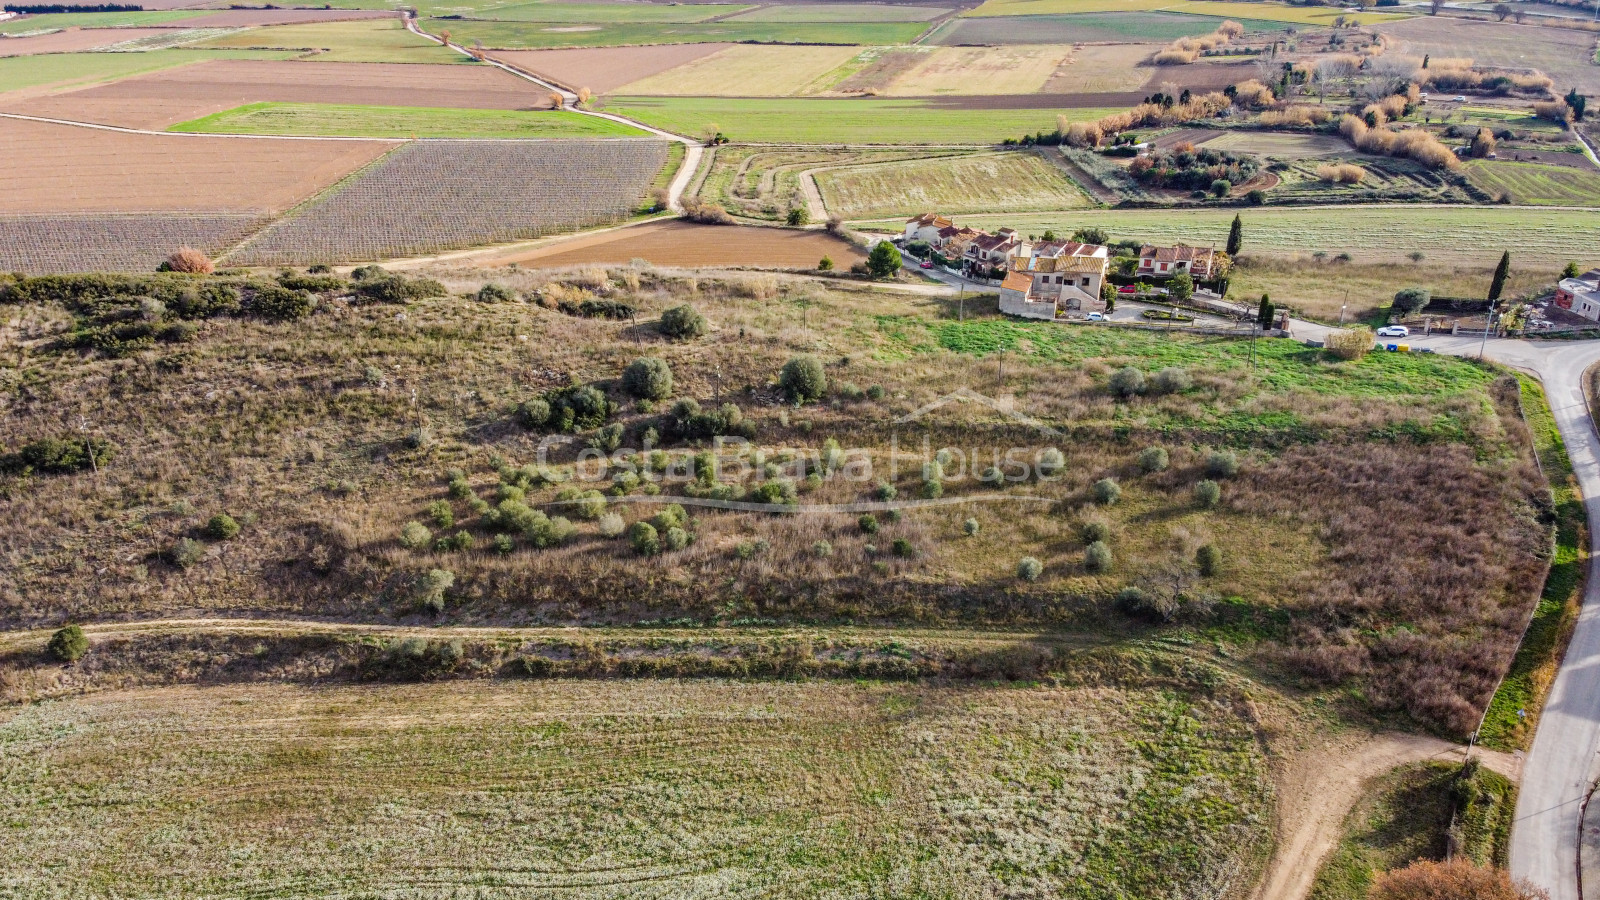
[1252,732,1522,900]
[489,218,865,269]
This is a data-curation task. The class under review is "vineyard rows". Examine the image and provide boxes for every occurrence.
[0,213,263,274]
[229,140,669,266]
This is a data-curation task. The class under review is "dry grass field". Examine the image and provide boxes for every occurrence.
[728,2,953,20]
[0,118,391,213]
[1,58,552,130]
[1040,42,1156,93]
[612,44,863,96]
[1375,17,1600,94]
[193,18,465,64]
[0,27,182,56]
[491,220,866,267]
[164,8,398,27]
[490,43,732,94]
[884,44,1072,95]
[815,151,1092,217]
[0,679,1270,898]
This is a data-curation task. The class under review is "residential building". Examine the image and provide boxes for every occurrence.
[963,229,1019,273]
[1137,243,1222,280]
[1555,269,1600,321]
[902,213,953,245]
[998,240,1109,320]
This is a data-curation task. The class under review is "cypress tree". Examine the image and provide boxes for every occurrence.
[1226,214,1243,256]
[1489,251,1511,302]
[1257,294,1275,329]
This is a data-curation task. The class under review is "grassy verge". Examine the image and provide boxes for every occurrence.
[1309,760,1515,900]
[600,96,1119,144]
[1478,375,1586,750]
[169,102,650,138]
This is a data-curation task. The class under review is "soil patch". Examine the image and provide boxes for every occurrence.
[1,58,553,130]
[491,220,867,269]
[0,27,177,56]
[0,116,391,213]
[1152,126,1223,149]
[488,43,732,94]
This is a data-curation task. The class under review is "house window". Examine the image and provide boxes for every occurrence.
[1081,277,1089,286]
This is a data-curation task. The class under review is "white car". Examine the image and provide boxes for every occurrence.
[1086,312,1106,321]
[1376,325,1410,338]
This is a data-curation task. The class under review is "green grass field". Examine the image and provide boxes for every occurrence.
[196,18,467,63]
[602,96,1117,144]
[942,10,1287,41]
[1465,160,1600,207]
[0,679,1270,899]
[0,49,296,95]
[727,2,952,21]
[859,205,1600,265]
[816,151,1092,218]
[962,0,1409,18]
[445,0,751,21]
[169,102,649,138]
[0,10,198,32]
[422,17,927,47]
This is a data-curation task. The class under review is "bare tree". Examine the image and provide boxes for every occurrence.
[1429,0,1444,14]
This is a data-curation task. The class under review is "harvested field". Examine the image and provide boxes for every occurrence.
[0,213,263,274]
[195,18,464,64]
[614,44,863,96]
[816,151,1091,218]
[0,680,1269,899]
[1040,43,1154,93]
[2,58,553,131]
[1375,17,1600,95]
[1466,159,1600,206]
[728,2,952,20]
[883,44,1072,95]
[492,219,867,268]
[488,43,731,94]
[421,18,928,49]
[0,27,181,56]
[228,139,669,265]
[936,10,1285,43]
[0,117,391,213]
[164,7,398,27]
[1200,130,1350,156]
[826,46,928,94]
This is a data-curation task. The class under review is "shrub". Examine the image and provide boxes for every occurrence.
[415,568,454,615]
[546,384,612,431]
[751,478,798,506]
[492,533,514,555]
[528,514,575,548]
[1316,162,1367,184]
[354,274,446,304]
[1081,521,1111,544]
[664,526,690,552]
[1196,543,1221,576]
[1084,540,1113,572]
[659,304,707,339]
[874,482,898,501]
[1204,450,1239,478]
[597,513,626,537]
[629,521,660,555]
[427,500,454,529]
[249,283,314,322]
[866,385,885,401]
[1017,556,1044,581]
[1108,366,1146,398]
[1393,287,1431,316]
[171,537,206,569]
[516,397,552,430]
[204,513,240,540]
[8,436,115,475]
[922,478,943,500]
[812,540,833,557]
[48,625,88,662]
[622,356,673,400]
[162,247,213,274]
[1195,479,1222,507]
[779,355,827,404]
[399,521,433,549]
[1092,477,1121,505]
[589,423,624,454]
[1138,446,1170,473]
[1368,859,1545,900]
[1037,447,1065,477]
[1325,327,1375,360]
[476,283,514,303]
[567,489,607,520]
[1149,367,1192,395]
[858,514,879,534]
[963,517,980,536]
[437,530,473,552]
[891,537,915,558]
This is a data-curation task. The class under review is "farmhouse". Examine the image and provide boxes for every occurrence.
[1137,243,1222,280]
[1554,268,1600,321]
[998,240,1109,320]
[962,229,1020,272]
[903,213,954,245]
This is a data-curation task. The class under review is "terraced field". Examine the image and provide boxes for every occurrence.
[1466,159,1600,207]
[1267,158,1474,204]
[0,680,1271,899]
[816,151,1093,219]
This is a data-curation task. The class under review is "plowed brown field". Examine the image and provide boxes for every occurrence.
[0,27,176,56]
[491,220,866,269]
[1,58,553,130]
[489,44,731,94]
[0,117,392,213]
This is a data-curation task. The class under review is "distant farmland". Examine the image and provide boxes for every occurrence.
[816,152,1093,219]
[228,139,669,265]
[172,103,649,139]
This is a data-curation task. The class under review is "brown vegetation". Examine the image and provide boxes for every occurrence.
[163,247,214,274]
[1154,21,1244,65]
[1368,859,1549,900]
[1317,162,1367,184]
[1259,105,1334,127]
[1340,115,1460,170]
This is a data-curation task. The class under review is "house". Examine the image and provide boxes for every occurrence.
[1137,243,1222,281]
[963,229,1019,272]
[903,213,953,245]
[933,224,982,253]
[998,240,1110,320]
[1555,269,1600,321]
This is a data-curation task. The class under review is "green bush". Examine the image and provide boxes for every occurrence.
[779,355,827,404]
[866,385,886,401]
[751,479,798,506]
[1081,521,1110,544]
[248,283,313,322]
[1204,450,1239,478]
[874,482,898,501]
[597,513,626,537]
[1037,447,1065,477]
[1150,367,1192,395]
[858,514,879,534]
[492,533,514,555]
[891,538,915,558]
[1017,557,1043,581]
[922,478,943,500]
[568,489,607,520]
[1092,477,1121,505]
[589,423,624,454]
[1393,286,1431,316]
[47,625,88,662]
[204,513,240,540]
[629,521,660,556]
[812,540,833,557]
[476,283,514,303]
[399,521,433,549]
[354,274,446,304]
[415,568,454,615]
[622,356,674,400]
[516,397,552,430]
[7,436,115,475]
[171,537,206,569]
[659,304,707,339]
[427,500,454,529]
[963,517,980,536]
[1196,543,1221,576]
[1195,479,1222,508]
[528,514,575,549]
[1084,540,1113,573]
[1108,366,1145,398]
[546,385,613,432]
[1138,446,1169,473]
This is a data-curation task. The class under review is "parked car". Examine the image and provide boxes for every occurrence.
[1086,312,1106,321]
[1376,325,1409,337]
[1117,285,1137,294]
[919,260,934,269]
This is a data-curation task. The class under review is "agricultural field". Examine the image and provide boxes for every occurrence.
[880,44,1073,95]
[1160,0,1412,25]
[1200,130,1350,157]
[162,8,402,27]
[600,96,1117,143]
[419,18,928,48]
[488,43,733,93]
[0,10,198,32]
[0,27,192,56]
[1375,15,1600,95]
[228,139,668,264]
[815,151,1092,218]
[691,146,965,220]
[609,44,863,96]
[933,10,1286,43]
[0,680,1270,899]
[727,3,953,21]
[0,48,293,96]
[0,117,392,214]
[1266,157,1477,205]
[0,213,265,273]
[171,102,647,139]
[2,58,556,131]
[1466,159,1600,206]
[437,1,750,22]
[492,219,867,267]
[194,18,467,64]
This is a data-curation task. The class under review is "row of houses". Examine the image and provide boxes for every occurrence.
[901,213,1225,322]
